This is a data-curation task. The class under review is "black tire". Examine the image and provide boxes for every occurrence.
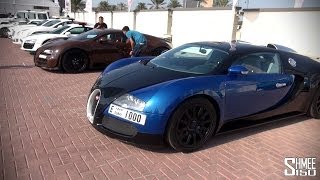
[62,49,88,73]
[308,88,320,119]
[166,98,217,152]
[152,47,169,56]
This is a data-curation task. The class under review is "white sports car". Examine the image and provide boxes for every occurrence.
[12,19,74,44]
[7,19,45,38]
[21,24,93,52]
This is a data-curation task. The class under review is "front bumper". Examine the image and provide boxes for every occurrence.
[21,42,39,52]
[34,50,60,70]
[86,87,168,145]
[93,116,164,145]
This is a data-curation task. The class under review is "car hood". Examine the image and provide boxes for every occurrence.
[39,38,76,50]
[96,62,193,102]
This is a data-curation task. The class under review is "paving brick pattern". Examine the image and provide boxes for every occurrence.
[0,38,319,180]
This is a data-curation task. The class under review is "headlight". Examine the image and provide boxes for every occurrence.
[25,39,36,44]
[113,94,146,111]
[43,49,53,55]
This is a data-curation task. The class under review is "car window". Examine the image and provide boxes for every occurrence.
[28,21,40,25]
[69,29,101,40]
[16,12,25,18]
[36,20,48,26]
[37,13,47,19]
[52,26,70,34]
[28,13,36,19]
[232,52,281,74]
[68,27,86,34]
[43,20,61,27]
[101,32,125,42]
[150,44,229,74]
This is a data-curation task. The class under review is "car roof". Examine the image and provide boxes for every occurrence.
[86,28,123,36]
[191,41,278,54]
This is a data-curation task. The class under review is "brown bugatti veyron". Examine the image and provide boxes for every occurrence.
[34,29,171,73]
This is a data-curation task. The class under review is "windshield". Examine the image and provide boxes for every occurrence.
[69,29,101,40]
[149,44,229,74]
[43,20,60,27]
[28,21,40,25]
[51,26,70,34]
[37,20,48,26]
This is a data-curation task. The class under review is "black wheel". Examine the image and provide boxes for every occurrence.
[308,88,320,119]
[62,49,88,73]
[152,47,169,56]
[166,98,217,152]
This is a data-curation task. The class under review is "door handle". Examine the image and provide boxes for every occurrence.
[276,83,287,88]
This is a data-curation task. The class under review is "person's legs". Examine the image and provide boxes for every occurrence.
[132,44,146,57]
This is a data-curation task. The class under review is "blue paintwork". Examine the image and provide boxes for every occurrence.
[103,56,154,74]
[101,70,294,135]
[228,65,249,75]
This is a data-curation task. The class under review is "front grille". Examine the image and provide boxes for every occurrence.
[102,116,138,137]
[23,43,34,49]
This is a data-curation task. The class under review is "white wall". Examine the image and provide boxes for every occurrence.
[171,10,235,47]
[240,9,320,58]
[112,12,134,30]
[82,12,96,25]
[135,11,168,38]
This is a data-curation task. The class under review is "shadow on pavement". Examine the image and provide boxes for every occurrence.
[0,64,34,69]
[127,114,309,153]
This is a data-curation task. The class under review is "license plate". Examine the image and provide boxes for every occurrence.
[108,104,146,125]
[39,54,47,59]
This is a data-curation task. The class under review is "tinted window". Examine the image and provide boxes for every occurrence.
[52,26,70,34]
[28,21,41,25]
[69,29,101,40]
[150,44,229,74]
[28,13,36,19]
[43,20,61,27]
[101,32,126,42]
[16,12,25,18]
[37,20,48,26]
[0,14,9,18]
[37,13,47,19]
[232,52,281,74]
[67,27,86,34]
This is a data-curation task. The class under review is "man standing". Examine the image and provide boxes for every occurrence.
[94,16,107,29]
[122,26,147,57]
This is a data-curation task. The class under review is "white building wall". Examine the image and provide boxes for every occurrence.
[171,9,235,47]
[0,0,60,16]
[135,11,168,38]
[240,9,320,58]
[112,12,134,30]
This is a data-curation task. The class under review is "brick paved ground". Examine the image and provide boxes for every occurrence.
[0,38,319,180]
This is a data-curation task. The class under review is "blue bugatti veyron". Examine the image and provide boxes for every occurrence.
[86,41,320,151]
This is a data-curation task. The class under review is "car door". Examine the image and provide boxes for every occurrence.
[91,32,129,65]
[224,52,295,120]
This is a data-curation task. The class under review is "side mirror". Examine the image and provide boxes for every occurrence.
[64,32,71,36]
[99,36,109,43]
[228,65,249,75]
[57,25,63,28]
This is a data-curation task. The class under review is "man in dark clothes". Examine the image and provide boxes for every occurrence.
[94,16,107,29]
